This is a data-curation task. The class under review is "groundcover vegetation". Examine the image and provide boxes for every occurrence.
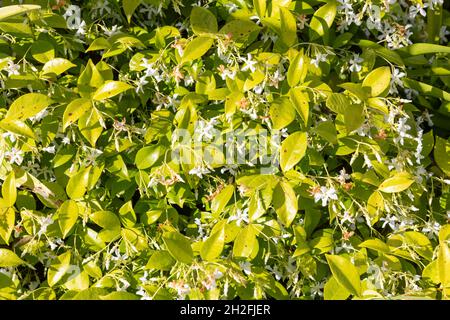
[0,0,449,301]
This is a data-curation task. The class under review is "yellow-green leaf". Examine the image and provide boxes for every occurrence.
[58,200,79,238]
[270,97,296,130]
[0,248,25,267]
[92,81,133,101]
[211,185,234,215]
[378,172,414,193]
[78,108,103,147]
[279,7,297,48]
[62,98,92,131]
[253,0,266,17]
[434,137,450,176]
[181,37,214,64]
[5,93,53,121]
[47,251,71,287]
[437,242,450,287]
[359,238,390,253]
[0,5,40,21]
[162,231,194,264]
[123,0,141,23]
[287,50,307,87]
[325,254,361,297]
[0,206,15,245]
[66,167,91,200]
[134,145,162,170]
[42,58,76,76]
[362,66,391,97]
[273,181,298,227]
[201,222,225,261]
[280,131,307,172]
[233,225,258,258]
[324,276,350,300]
[309,0,337,42]
[0,119,36,139]
[190,6,218,35]
[2,171,16,208]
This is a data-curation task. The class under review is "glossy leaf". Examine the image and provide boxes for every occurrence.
[2,171,16,207]
[280,131,307,172]
[325,254,361,297]
[378,172,414,193]
[162,231,194,264]
[362,67,391,97]
[270,97,296,130]
[190,7,218,35]
[201,222,225,261]
[181,37,214,64]
[62,98,92,131]
[273,181,298,227]
[0,249,25,267]
[58,200,79,238]
[211,185,234,215]
[66,167,91,200]
[42,58,76,76]
[5,93,53,121]
[92,81,133,100]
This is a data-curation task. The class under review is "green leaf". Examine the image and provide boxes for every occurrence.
[233,225,258,258]
[146,250,175,270]
[403,78,450,102]
[309,0,337,43]
[181,36,213,64]
[100,291,140,300]
[287,50,307,87]
[314,121,337,144]
[378,172,414,193]
[135,145,162,170]
[359,239,390,253]
[30,40,55,63]
[0,248,24,267]
[324,276,351,300]
[201,222,225,261]
[162,231,194,264]
[211,184,234,215]
[0,119,35,139]
[326,93,349,114]
[47,251,71,287]
[66,167,91,200]
[2,171,16,207]
[367,191,384,225]
[273,181,298,227]
[434,137,450,176]
[270,97,296,130]
[190,7,218,35]
[362,66,391,97]
[325,254,361,297]
[343,103,365,132]
[437,242,450,287]
[280,131,307,172]
[90,211,121,242]
[397,43,450,56]
[279,7,297,48]
[253,0,266,17]
[0,5,40,21]
[123,0,141,23]
[5,93,53,121]
[289,87,309,126]
[42,58,76,76]
[78,108,103,147]
[0,206,15,245]
[118,200,136,228]
[58,200,79,238]
[404,231,433,261]
[62,98,92,131]
[92,81,133,100]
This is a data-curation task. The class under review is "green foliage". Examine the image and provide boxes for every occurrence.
[0,0,449,301]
